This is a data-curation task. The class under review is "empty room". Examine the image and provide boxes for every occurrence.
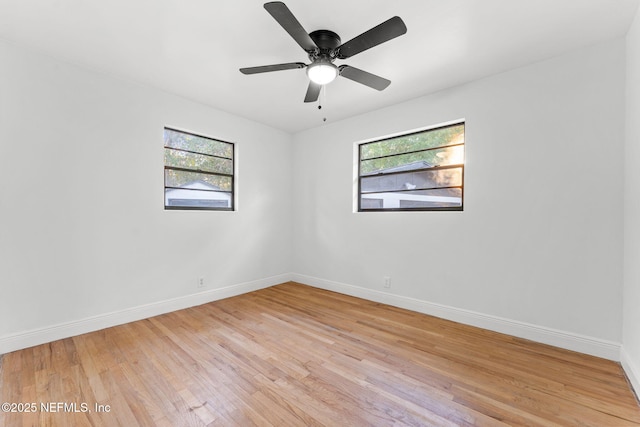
[1,0,640,425]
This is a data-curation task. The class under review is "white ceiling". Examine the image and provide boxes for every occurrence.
[0,0,638,133]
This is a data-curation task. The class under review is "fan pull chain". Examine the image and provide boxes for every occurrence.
[319,85,327,122]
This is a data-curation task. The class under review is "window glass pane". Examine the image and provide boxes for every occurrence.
[361,198,383,209]
[361,188,462,210]
[163,127,234,211]
[164,148,233,175]
[361,167,463,193]
[358,122,464,212]
[361,144,464,175]
[164,188,231,209]
[360,124,464,160]
[164,128,232,158]
[165,169,232,192]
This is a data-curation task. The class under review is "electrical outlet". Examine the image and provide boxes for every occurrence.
[384,276,391,288]
[197,277,205,289]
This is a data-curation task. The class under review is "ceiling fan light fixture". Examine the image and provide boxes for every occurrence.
[240,2,407,103]
[306,61,338,85]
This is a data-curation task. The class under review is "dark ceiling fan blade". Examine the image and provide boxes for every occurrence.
[304,81,321,103]
[240,62,306,74]
[264,2,318,52]
[337,16,407,59]
[339,65,391,91]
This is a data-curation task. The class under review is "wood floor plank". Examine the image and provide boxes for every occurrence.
[1,282,639,426]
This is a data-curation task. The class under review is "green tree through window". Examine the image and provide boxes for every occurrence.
[358,122,464,211]
[164,128,234,210]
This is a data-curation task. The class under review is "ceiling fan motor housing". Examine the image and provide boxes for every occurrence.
[309,30,341,61]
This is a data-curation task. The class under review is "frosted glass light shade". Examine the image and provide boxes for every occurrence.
[306,62,338,85]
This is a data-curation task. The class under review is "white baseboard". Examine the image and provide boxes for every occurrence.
[1,272,625,366]
[0,273,291,355]
[291,273,622,361]
[621,348,640,400]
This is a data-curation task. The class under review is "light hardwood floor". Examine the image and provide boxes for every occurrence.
[1,282,639,426]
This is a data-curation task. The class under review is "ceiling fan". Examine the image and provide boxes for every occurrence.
[240,1,407,103]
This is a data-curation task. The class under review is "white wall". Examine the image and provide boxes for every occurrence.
[292,39,626,354]
[0,38,292,351]
[623,5,640,395]
[0,29,633,372]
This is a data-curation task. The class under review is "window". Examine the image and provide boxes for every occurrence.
[164,127,234,210]
[358,122,464,211]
